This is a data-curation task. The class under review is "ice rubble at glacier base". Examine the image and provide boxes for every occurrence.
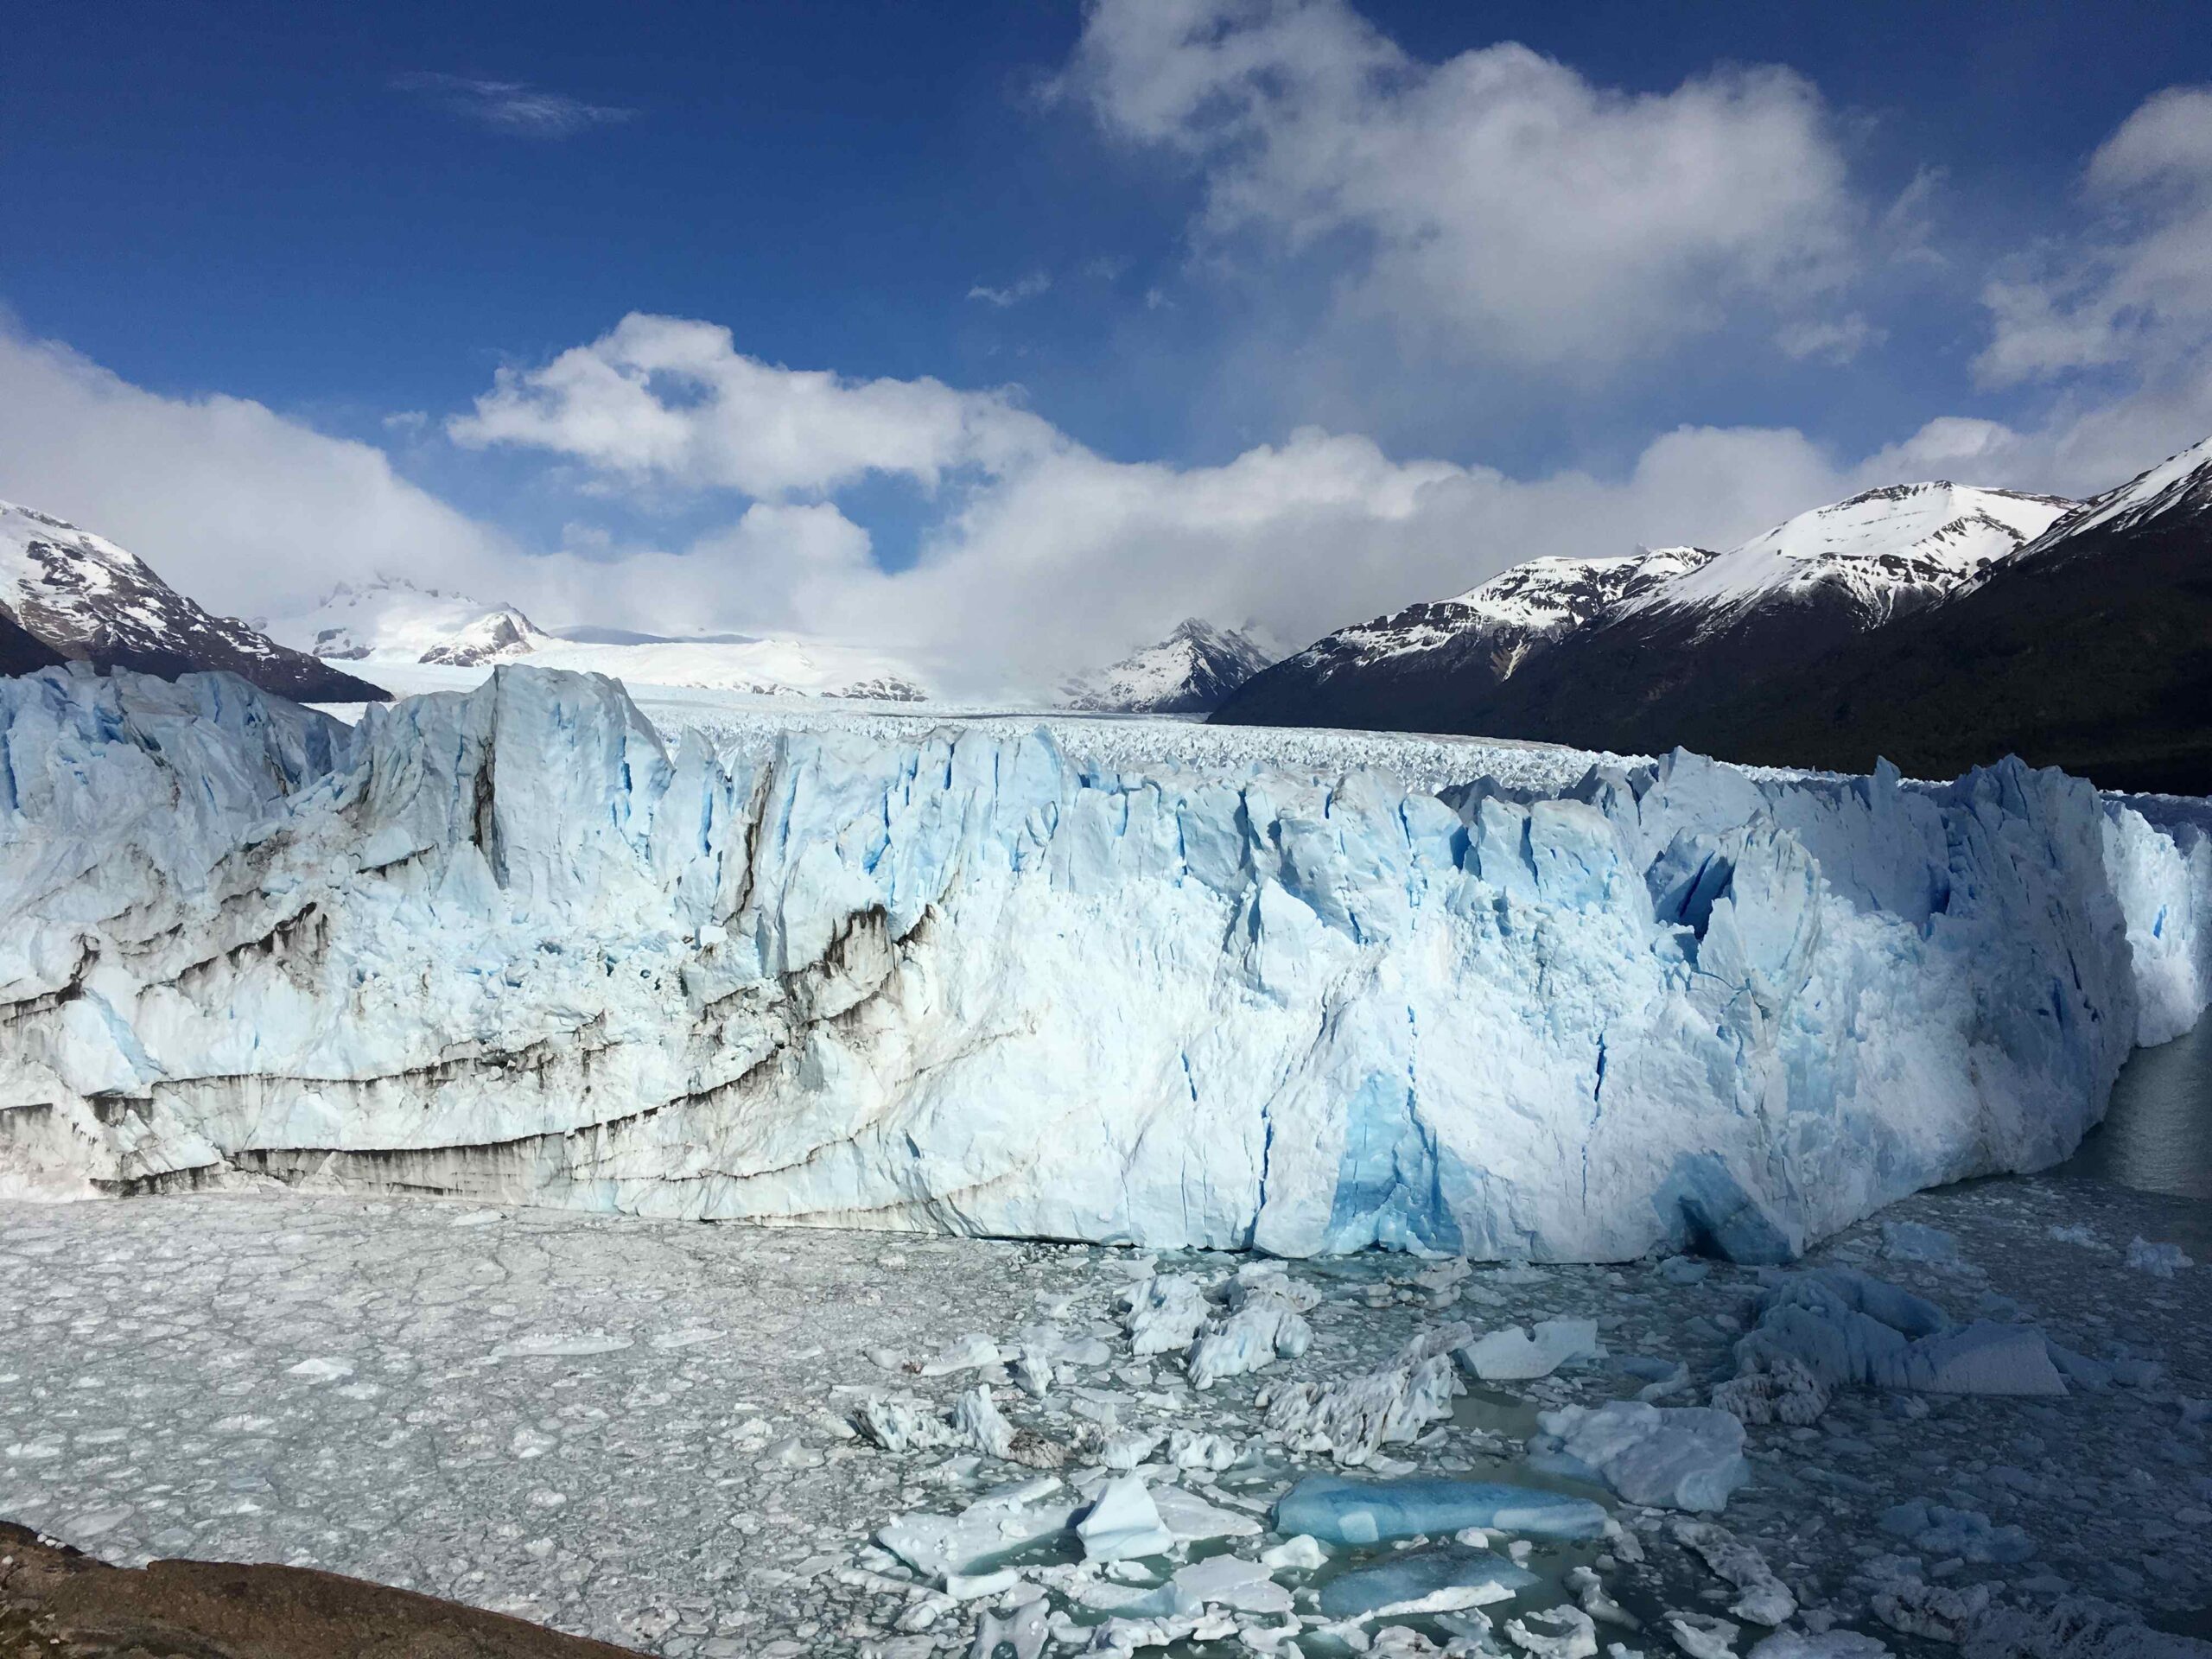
[0,1176,2202,1658]
[3,660,2209,1263]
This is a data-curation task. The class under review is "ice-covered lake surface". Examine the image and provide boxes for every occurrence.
[0,1177,2203,1658]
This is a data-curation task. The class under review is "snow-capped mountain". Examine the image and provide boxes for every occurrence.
[1681,435,2212,792]
[1220,546,1714,733]
[0,499,387,702]
[259,575,543,664]
[263,574,934,701]
[1061,619,1275,714]
[417,605,553,666]
[1620,481,2074,629]
[1217,480,2076,749]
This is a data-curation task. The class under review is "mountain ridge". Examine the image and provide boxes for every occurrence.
[0,499,387,702]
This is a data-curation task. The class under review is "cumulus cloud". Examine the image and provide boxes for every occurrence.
[1055,0,1866,368]
[1976,86,2212,388]
[436,312,1866,689]
[392,73,634,137]
[0,322,518,618]
[448,313,1062,497]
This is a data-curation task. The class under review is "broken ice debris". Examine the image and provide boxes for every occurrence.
[1534,1402,1749,1514]
[1188,1291,1313,1389]
[1123,1276,1211,1357]
[1265,1327,1467,1465]
[1508,1605,1601,1659]
[2126,1237,2194,1279]
[1274,1474,1609,1547]
[1876,1499,2034,1565]
[1670,1521,1796,1625]
[1318,1543,1539,1619]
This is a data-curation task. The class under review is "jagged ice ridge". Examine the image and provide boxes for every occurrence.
[2,661,2207,1260]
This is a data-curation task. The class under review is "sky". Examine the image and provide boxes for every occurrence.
[3,0,2211,693]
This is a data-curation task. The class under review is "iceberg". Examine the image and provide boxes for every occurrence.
[1316,1543,1537,1619]
[3,663,2207,1260]
[1273,1474,1610,1545]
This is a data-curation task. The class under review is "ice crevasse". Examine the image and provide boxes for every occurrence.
[1,662,2206,1261]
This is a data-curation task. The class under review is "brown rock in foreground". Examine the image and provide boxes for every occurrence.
[0,1522,639,1659]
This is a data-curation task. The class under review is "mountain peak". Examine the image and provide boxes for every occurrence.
[1063,620,1276,714]
[0,499,387,702]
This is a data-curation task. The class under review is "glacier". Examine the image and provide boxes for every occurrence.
[1,660,2207,1261]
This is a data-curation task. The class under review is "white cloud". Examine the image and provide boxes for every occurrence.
[1056,0,1866,367]
[1976,85,2212,388]
[392,73,634,137]
[968,272,1053,307]
[774,422,1855,692]
[448,313,1061,497]
[1776,313,1882,365]
[0,322,518,619]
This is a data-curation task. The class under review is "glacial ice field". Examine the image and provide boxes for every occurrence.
[3,660,2210,1262]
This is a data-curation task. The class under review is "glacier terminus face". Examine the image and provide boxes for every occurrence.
[1,662,2205,1262]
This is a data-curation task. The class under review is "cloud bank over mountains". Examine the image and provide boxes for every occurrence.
[3,2,2209,695]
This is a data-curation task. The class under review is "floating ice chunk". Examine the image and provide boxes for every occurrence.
[1173,1554,1294,1615]
[922,1333,1005,1376]
[1567,1565,1637,1629]
[1737,1273,2063,1397]
[955,1386,1015,1460]
[969,1596,1051,1659]
[1189,1294,1314,1389]
[1747,1634,1890,1659]
[1274,1474,1609,1547]
[1318,1543,1537,1620]
[1535,1402,1749,1513]
[1870,1323,2067,1396]
[1102,1429,1163,1471]
[1232,1261,1322,1313]
[1124,1277,1212,1358]
[1464,1319,1605,1381]
[1014,1324,1114,1370]
[1265,1339,1462,1465]
[284,1357,353,1382]
[1259,1534,1326,1573]
[2126,1238,2194,1279]
[1872,1580,1990,1644]
[1148,1482,1262,1541]
[1881,1222,1962,1267]
[1877,1500,2035,1565]
[1508,1606,1600,1659]
[1712,1357,1831,1427]
[879,1492,1080,1583]
[491,1332,632,1358]
[1667,1613,1741,1659]
[1166,1429,1240,1471]
[1670,1521,1796,1625]
[856,1394,958,1453]
[1659,1257,1712,1286]
[1078,1475,1177,1561]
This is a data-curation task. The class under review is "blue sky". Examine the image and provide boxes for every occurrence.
[3,0,2209,689]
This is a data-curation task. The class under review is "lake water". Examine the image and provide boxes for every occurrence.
[2053,1015,2212,1202]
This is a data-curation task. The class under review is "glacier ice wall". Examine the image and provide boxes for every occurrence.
[2,663,2206,1260]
